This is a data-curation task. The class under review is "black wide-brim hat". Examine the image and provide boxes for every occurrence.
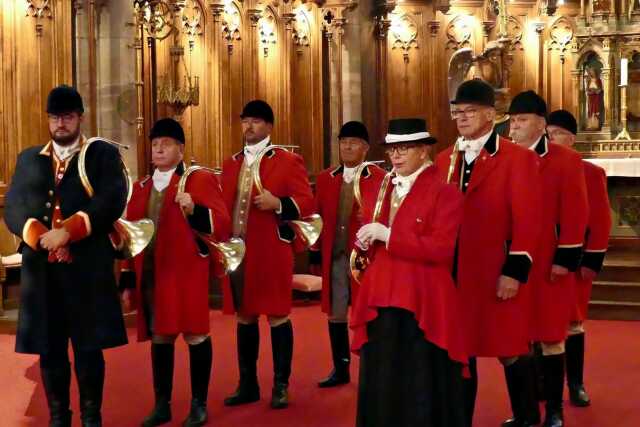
[384,118,437,145]
[451,79,495,107]
[547,109,577,135]
[240,99,274,124]
[338,121,369,143]
[150,118,186,144]
[46,85,84,115]
[508,90,547,118]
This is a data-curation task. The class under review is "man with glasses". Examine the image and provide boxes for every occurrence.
[509,93,589,427]
[309,121,385,388]
[435,80,541,427]
[547,110,611,409]
[4,85,128,427]
[351,118,467,427]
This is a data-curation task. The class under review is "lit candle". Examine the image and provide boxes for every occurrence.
[621,58,628,86]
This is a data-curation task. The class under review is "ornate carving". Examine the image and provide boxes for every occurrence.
[549,16,574,59]
[389,13,418,63]
[619,196,640,227]
[179,0,204,47]
[428,20,440,38]
[222,1,241,54]
[507,16,523,49]
[292,9,311,50]
[375,15,391,41]
[446,15,473,50]
[259,9,277,57]
[135,0,175,41]
[26,0,53,19]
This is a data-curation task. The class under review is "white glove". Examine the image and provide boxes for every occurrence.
[356,223,390,248]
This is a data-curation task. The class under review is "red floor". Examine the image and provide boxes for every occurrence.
[0,304,638,427]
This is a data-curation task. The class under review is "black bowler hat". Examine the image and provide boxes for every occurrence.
[548,109,577,135]
[508,90,547,118]
[384,118,437,145]
[240,99,274,124]
[338,121,369,143]
[46,85,84,115]
[150,118,185,144]
[451,79,495,107]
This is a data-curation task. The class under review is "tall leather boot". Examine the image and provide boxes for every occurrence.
[224,323,260,406]
[566,333,590,407]
[270,320,293,409]
[318,321,350,388]
[182,337,212,427]
[542,354,565,427]
[142,343,175,427]
[532,343,545,402]
[40,356,72,427]
[75,350,105,427]
[502,357,540,427]
[462,357,478,427]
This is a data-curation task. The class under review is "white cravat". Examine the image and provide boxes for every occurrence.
[342,166,357,184]
[52,137,81,161]
[457,131,493,164]
[391,163,430,198]
[243,136,271,166]
[152,167,176,192]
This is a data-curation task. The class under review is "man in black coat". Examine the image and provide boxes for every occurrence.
[4,85,128,427]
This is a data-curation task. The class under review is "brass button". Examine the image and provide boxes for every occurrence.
[56,219,62,224]
[45,202,52,208]
[43,216,49,221]
[464,182,469,187]
[48,190,54,196]
[55,206,60,210]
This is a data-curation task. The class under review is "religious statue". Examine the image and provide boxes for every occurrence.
[584,65,603,131]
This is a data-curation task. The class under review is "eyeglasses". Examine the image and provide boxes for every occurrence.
[384,144,416,155]
[450,107,479,120]
[48,113,77,124]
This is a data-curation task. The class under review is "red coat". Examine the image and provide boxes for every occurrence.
[571,161,611,321]
[124,166,231,340]
[350,166,468,364]
[435,133,541,358]
[312,164,386,315]
[220,146,315,316]
[529,138,588,342]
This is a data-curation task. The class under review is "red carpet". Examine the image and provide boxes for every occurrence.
[1,303,639,427]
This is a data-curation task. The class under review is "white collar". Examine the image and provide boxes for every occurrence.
[52,136,81,161]
[244,136,271,166]
[342,165,357,184]
[529,135,546,151]
[152,167,176,192]
[458,130,493,163]
[392,163,430,198]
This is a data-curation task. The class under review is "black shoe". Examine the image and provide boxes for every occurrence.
[543,411,563,427]
[182,398,208,427]
[271,382,289,409]
[318,322,350,388]
[141,400,171,427]
[569,384,591,407]
[224,323,261,406]
[501,418,538,427]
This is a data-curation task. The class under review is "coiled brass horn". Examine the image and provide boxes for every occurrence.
[251,145,323,248]
[78,137,155,258]
[349,168,393,284]
[177,166,246,275]
[447,139,461,185]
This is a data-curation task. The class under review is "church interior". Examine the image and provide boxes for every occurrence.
[0,0,639,426]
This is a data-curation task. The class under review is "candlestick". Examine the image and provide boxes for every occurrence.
[621,58,628,86]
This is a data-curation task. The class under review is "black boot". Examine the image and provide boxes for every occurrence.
[318,321,350,388]
[462,357,478,427]
[75,350,105,427]
[142,343,174,427]
[224,323,260,406]
[532,343,545,402]
[40,357,72,427]
[182,337,212,427]
[270,320,293,409]
[502,357,540,427]
[542,354,565,427]
[566,333,590,407]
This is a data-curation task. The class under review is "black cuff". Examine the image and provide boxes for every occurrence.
[581,251,606,273]
[309,249,322,265]
[277,223,295,243]
[553,246,583,272]
[501,254,532,284]
[118,271,136,292]
[188,204,213,234]
[279,197,300,221]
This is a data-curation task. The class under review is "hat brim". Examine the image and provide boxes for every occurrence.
[384,137,437,146]
[450,98,494,107]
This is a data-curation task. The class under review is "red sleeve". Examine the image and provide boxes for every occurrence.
[279,153,315,220]
[22,218,48,250]
[187,170,231,242]
[387,183,463,264]
[582,165,611,271]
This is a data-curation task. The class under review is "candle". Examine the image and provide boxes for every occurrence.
[621,58,628,86]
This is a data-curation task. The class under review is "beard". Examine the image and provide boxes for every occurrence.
[50,126,81,145]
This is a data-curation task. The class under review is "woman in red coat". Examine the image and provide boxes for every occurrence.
[120,118,231,427]
[547,109,612,408]
[351,118,467,427]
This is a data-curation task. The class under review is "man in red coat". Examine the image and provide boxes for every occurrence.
[310,121,385,388]
[221,100,315,409]
[120,118,231,427]
[352,118,467,427]
[509,93,589,427]
[434,80,541,427]
[547,109,611,407]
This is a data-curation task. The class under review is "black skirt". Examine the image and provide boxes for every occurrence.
[356,307,466,427]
